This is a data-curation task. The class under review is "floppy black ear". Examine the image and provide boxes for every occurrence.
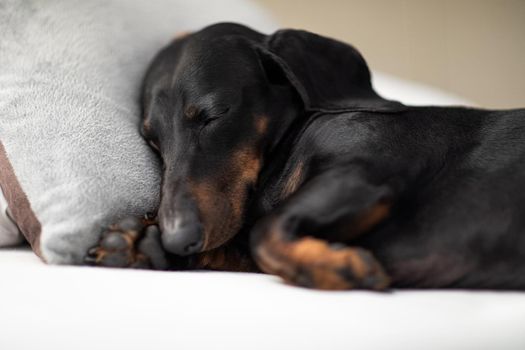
[262,29,405,113]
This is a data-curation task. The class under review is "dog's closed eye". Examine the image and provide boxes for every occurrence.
[213,104,231,115]
[199,104,230,127]
[202,115,221,128]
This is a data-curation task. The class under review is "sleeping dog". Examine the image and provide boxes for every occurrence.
[87,23,525,290]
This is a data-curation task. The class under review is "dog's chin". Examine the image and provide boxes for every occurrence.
[201,219,242,252]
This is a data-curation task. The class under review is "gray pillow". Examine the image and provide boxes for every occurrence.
[0,0,275,263]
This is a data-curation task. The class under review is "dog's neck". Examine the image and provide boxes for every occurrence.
[244,108,315,226]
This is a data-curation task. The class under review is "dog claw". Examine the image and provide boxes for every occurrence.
[87,247,99,256]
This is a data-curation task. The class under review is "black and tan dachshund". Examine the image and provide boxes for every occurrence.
[87,23,525,290]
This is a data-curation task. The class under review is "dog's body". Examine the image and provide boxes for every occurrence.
[88,23,525,290]
[248,106,525,289]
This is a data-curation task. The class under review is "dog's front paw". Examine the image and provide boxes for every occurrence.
[255,234,390,290]
[85,216,169,270]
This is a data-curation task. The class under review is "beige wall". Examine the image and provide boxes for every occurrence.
[256,0,525,108]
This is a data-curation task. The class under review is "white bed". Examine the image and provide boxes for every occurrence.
[2,0,525,348]
[2,74,525,350]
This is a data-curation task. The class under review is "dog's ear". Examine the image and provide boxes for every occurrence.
[260,29,404,113]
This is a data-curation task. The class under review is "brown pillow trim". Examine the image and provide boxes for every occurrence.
[0,141,43,259]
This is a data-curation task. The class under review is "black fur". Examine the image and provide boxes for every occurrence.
[141,23,525,289]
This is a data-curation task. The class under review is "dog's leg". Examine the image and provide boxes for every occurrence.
[84,216,170,270]
[251,167,394,290]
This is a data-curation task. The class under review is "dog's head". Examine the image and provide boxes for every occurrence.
[141,23,402,255]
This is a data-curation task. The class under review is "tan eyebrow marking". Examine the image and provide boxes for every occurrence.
[255,115,269,135]
[185,105,198,119]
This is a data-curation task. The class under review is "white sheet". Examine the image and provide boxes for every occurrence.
[1,247,524,350]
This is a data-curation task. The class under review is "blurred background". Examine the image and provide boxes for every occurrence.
[256,0,525,108]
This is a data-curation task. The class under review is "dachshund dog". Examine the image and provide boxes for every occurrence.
[86,23,525,290]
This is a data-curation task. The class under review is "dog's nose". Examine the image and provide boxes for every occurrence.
[160,217,204,256]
